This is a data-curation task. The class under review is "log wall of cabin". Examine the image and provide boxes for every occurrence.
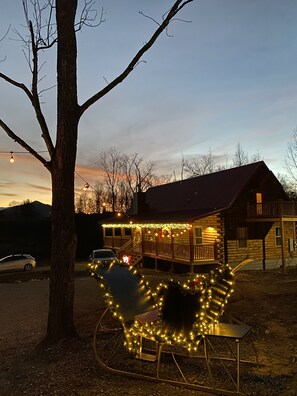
[227,240,262,262]
[192,214,220,244]
[264,221,295,260]
[226,221,296,262]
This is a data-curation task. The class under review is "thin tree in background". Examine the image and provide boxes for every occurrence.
[285,128,297,185]
[97,147,123,212]
[184,148,216,176]
[98,149,167,212]
[0,0,194,344]
[232,142,262,167]
[232,142,249,167]
[122,153,156,192]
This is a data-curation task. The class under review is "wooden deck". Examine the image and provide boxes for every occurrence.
[103,237,217,264]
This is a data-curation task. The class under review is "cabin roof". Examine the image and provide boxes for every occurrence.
[103,161,287,225]
[145,161,269,214]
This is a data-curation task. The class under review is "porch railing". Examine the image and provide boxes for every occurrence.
[104,237,216,262]
[143,240,214,261]
[194,244,215,260]
[247,201,297,218]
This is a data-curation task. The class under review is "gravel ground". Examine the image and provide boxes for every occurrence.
[0,267,297,395]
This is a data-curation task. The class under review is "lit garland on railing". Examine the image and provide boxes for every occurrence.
[91,262,234,356]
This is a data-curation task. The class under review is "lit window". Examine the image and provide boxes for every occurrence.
[194,227,203,245]
[275,227,282,246]
[237,227,248,248]
[256,192,263,215]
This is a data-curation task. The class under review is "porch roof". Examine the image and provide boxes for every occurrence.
[101,208,220,226]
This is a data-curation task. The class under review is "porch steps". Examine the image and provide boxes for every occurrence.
[130,254,142,268]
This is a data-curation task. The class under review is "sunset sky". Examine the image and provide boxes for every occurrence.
[1,0,297,207]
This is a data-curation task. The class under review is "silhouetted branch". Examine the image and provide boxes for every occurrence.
[75,2,105,30]
[79,0,193,117]
[0,25,11,62]
[140,9,192,38]
[0,119,50,169]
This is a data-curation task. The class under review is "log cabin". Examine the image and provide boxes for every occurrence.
[101,161,297,273]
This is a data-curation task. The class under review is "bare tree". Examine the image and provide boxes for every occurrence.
[122,153,156,191]
[250,150,262,163]
[232,143,249,167]
[0,0,194,344]
[98,149,159,212]
[97,147,123,212]
[284,128,297,184]
[93,180,108,213]
[184,148,216,177]
[232,143,262,167]
[276,172,296,198]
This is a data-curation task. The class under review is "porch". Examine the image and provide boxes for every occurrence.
[103,236,218,272]
[247,201,297,220]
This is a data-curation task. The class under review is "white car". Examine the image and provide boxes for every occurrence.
[0,254,37,272]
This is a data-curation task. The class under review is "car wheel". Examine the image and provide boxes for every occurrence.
[24,263,33,271]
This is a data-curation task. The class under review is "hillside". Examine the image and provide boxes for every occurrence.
[0,201,52,219]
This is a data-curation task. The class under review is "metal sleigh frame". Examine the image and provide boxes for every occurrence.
[92,260,257,395]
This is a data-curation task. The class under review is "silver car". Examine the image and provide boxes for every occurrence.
[0,254,37,272]
[87,249,117,273]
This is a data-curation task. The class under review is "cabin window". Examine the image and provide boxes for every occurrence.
[194,227,203,245]
[124,228,132,237]
[114,227,121,237]
[275,227,282,246]
[105,228,112,237]
[237,227,248,248]
[256,192,263,215]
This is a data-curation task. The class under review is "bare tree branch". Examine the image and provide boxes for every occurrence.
[75,2,105,31]
[0,71,32,99]
[0,24,11,61]
[0,67,54,156]
[0,25,11,43]
[0,2,55,157]
[0,119,49,168]
[140,7,192,38]
[79,0,193,117]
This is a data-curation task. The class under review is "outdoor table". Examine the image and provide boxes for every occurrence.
[204,323,253,392]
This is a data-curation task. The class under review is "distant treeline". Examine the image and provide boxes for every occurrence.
[0,213,105,260]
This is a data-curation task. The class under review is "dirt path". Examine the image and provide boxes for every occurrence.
[0,269,297,395]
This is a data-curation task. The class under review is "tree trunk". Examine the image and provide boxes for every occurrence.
[46,0,79,342]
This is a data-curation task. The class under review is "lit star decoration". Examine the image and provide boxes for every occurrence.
[91,262,234,356]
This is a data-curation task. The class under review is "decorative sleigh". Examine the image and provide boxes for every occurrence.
[91,259,256,395]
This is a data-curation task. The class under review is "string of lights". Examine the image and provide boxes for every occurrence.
[92,263,234,355]
[0,149,48,163]
[74,171,95,191]
[1,149,94,191]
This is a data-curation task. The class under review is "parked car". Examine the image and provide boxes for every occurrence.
[0,254,36,272]
[87,249,117,273]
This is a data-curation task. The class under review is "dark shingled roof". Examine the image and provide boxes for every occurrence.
[105,161,283,224]
[145,161,269,217]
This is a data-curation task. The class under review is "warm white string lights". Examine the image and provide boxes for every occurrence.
[1,150,94,192]
[0,149,48,163]
[91,262,235,356]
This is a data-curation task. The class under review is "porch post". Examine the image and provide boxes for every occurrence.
[141,227,145,255]
[262,238,266,270]
[280,203,286,273]
[170,228,174,259]
[189,226,194,273]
